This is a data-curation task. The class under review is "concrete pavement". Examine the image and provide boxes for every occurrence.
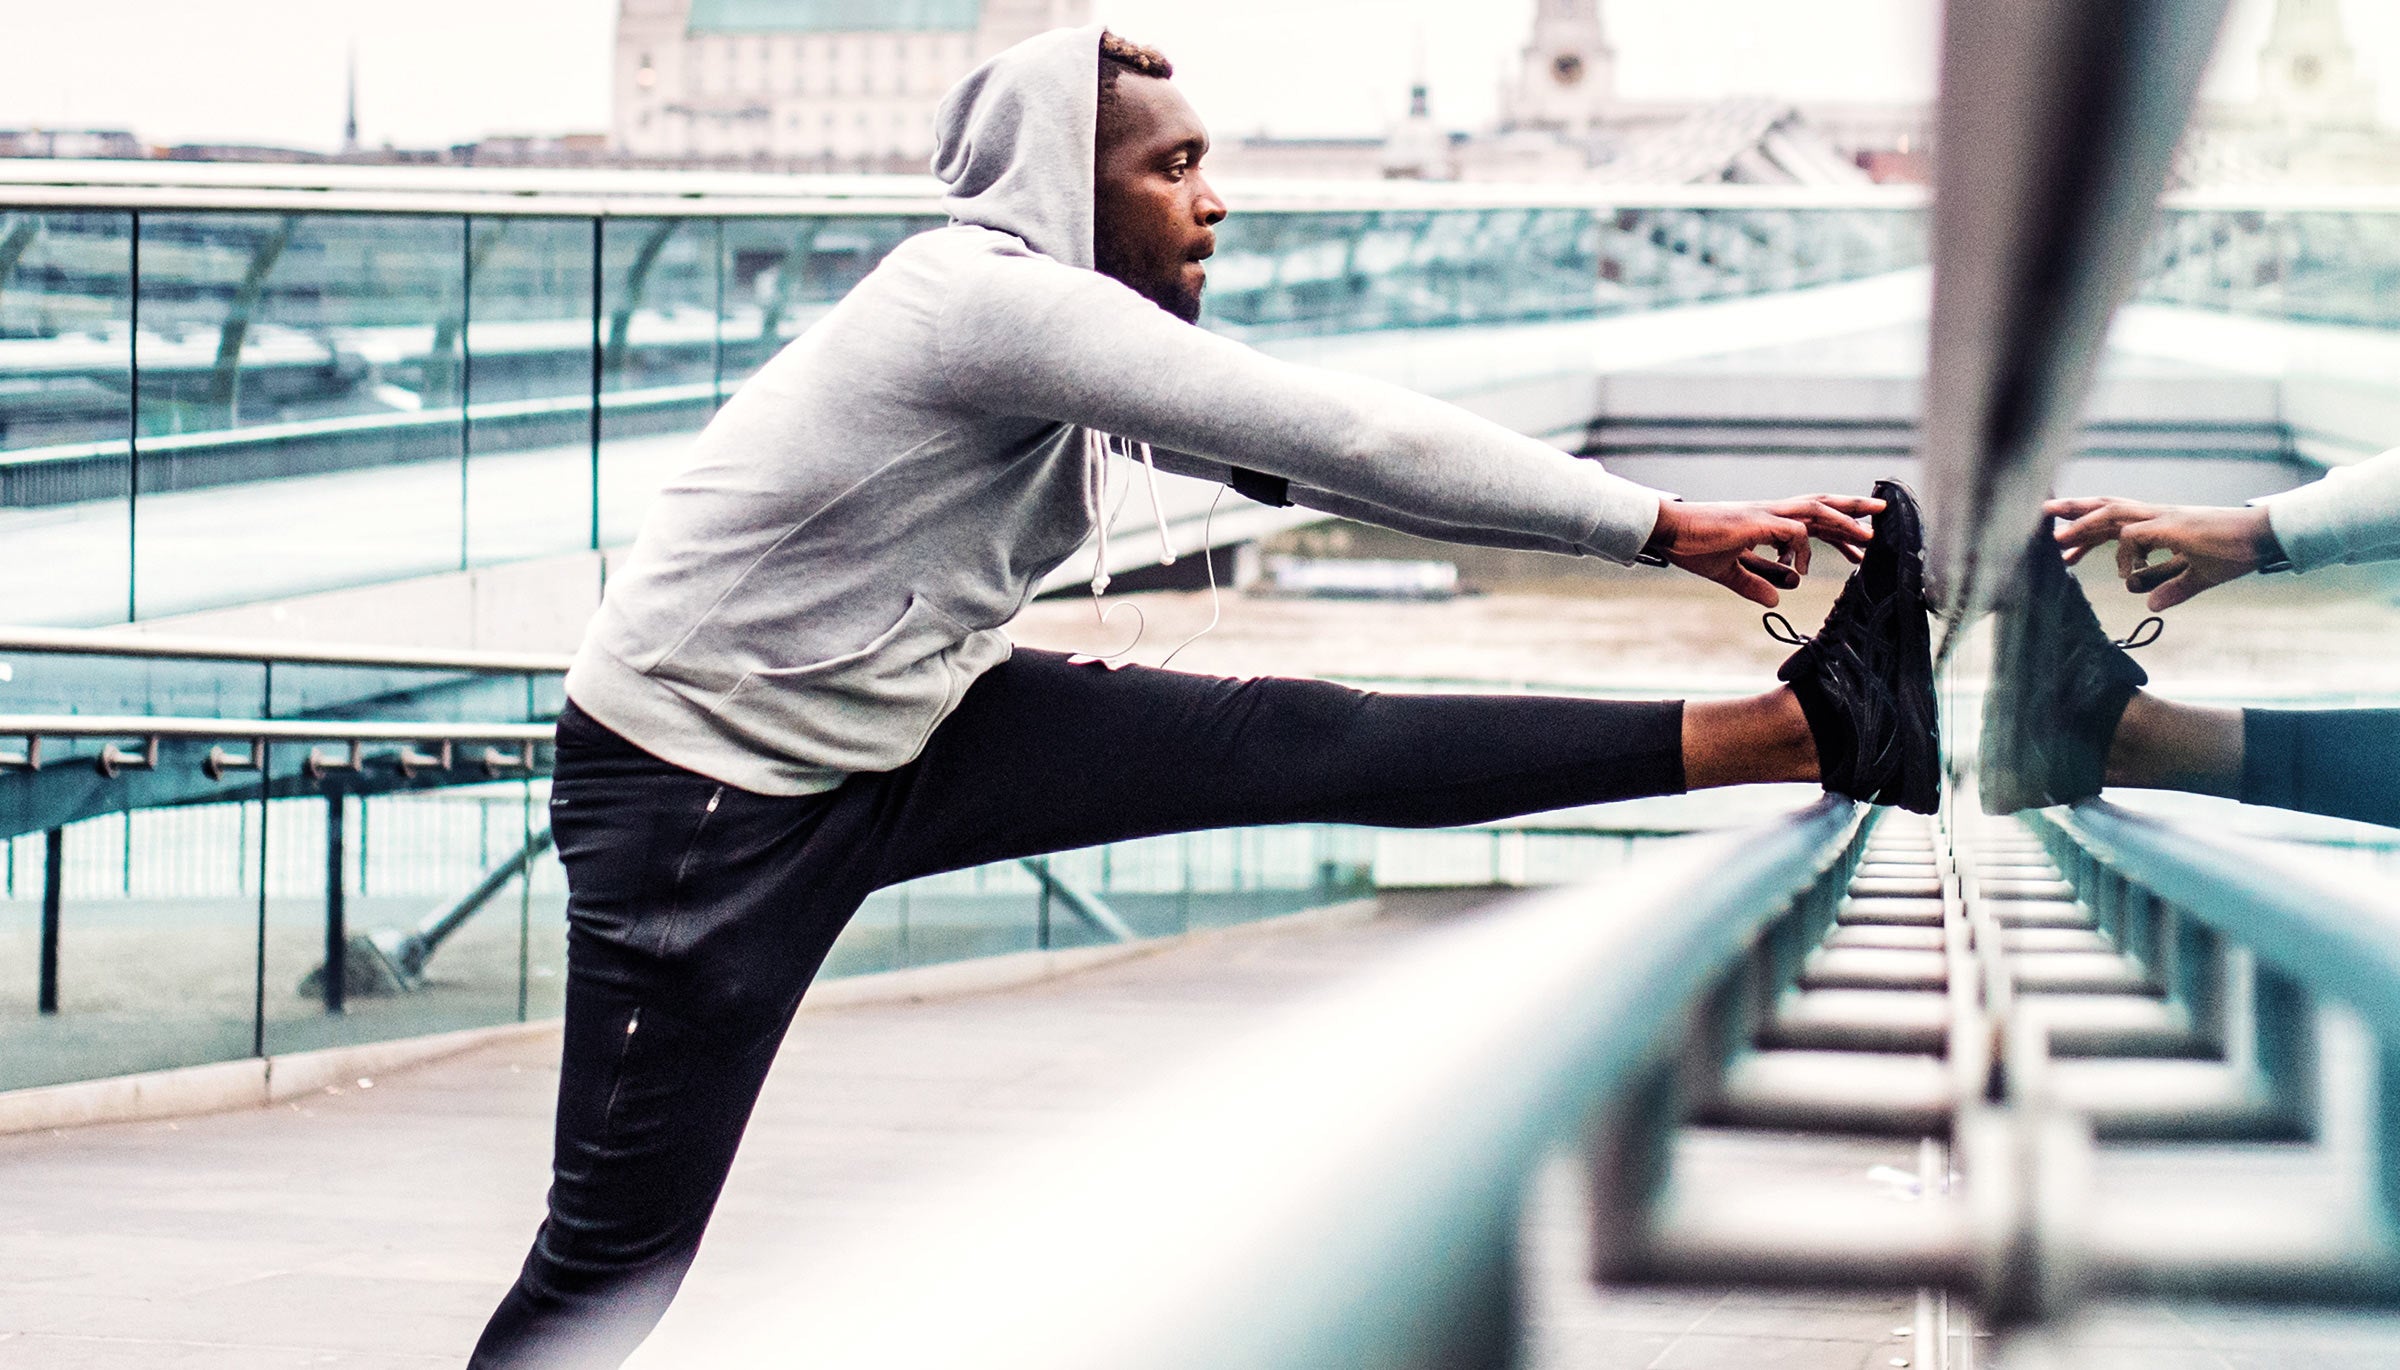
[6,888,2392,1368]
[0,892,1920,1370]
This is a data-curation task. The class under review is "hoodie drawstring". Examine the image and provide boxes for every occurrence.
[1074,429,1217,668]
[1084,430,1178,601]
[1085,428,1114,599]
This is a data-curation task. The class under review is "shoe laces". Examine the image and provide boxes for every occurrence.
[1762,611,1811,646]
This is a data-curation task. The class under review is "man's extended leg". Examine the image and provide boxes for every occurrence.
[2241,708,2400,828]
[2102,692,2400,829]
[855,649,1810,885]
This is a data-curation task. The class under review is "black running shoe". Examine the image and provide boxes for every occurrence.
[1977,529,2158,814]
[1773,479,1940,814]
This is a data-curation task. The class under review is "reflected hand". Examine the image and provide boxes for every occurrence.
[1646,495,1883,608]
[2045,497,2276,610]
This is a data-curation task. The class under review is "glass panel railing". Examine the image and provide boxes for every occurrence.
[2139,206,2400,329]
[19,189,2393,666]
[1,804,261,1091]
[1,724,1694,1091]
[129,212,471,617]
[260,782,555,1055]
[1,193,1937,631]
[464,216,601,569]
[597,215,712,552]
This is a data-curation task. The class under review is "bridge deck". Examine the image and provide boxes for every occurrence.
[0,893,1920,1370]
[2,891,2389,1368]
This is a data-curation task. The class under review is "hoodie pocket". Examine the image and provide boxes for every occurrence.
[710,595,977,773]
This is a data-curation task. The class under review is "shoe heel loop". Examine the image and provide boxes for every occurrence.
[1761,611,1812,646]
[2115,616,2165,651]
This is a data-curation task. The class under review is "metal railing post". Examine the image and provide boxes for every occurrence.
[38,826,61,1015]
[1035,855,1051,951]
[324,792,345,1014]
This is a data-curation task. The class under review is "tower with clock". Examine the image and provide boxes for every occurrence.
[1504,0,1618,136]
[2255,0,2377,132]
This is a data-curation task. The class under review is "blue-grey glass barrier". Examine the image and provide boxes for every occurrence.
[0,202,1927,628]
[2138,208,2400,328]
[52,200,2400,632]
[0,793,1497,1092]
[0,644,559,845]
[0,210,132,626]
[466,216,600,569]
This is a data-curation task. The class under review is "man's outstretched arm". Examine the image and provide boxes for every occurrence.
[2049,446,2400,609]
[939,253,1872,603]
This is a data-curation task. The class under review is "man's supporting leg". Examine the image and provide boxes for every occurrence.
[470,960,791,1368]
[469,709,878,1370]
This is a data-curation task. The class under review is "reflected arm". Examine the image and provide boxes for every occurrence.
[2255,447,2400,573]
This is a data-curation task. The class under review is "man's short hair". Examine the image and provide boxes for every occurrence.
[1098,30,1174,122]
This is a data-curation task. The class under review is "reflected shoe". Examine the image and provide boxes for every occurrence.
[1977,531,2159,814]
[1773,479,1940,815]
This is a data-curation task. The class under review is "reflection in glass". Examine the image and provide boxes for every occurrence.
[1982,456,2400,837]
[0,210,133,625]
[130,212,469,617]
[464,216,603,568]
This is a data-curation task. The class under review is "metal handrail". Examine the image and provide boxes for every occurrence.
[2033,801,2400,1054]
[0,160,1937,215]
[0,715,554,742]
[2017,801,2400,1306]
[0,626,571,676]
[658,797,1868,1369]
[0,715,550,780]
[1918,0,2232,629]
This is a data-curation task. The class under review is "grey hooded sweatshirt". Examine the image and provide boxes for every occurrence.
[564,24,1667,795]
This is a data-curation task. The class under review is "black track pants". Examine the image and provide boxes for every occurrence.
[2243,707,2400,829]
[467,650,1686,1368]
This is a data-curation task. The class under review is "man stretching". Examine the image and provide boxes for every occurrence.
[469,27,1935,1368]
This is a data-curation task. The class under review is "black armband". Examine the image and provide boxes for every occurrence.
[1228,466,1292,508]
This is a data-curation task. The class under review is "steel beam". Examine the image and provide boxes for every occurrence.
[1920,0,2235,628]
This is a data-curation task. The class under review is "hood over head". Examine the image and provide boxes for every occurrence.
[931,24,1105,271]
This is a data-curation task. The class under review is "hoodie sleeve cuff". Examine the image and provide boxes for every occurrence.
[2252,448,2400,574]
[1578,477,1671,566]
[2256,482,2351,574]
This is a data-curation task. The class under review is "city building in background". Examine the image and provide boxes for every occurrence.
[2184,0,2400,184]
[0,0,2394,186]
[611,0,1090,171]
[1212,0,1916,185]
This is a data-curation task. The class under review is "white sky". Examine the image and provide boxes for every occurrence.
[0,0,2391,150]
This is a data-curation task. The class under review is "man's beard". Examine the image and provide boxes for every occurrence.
[1095,227,1204,324]
[1158,273,1204,324]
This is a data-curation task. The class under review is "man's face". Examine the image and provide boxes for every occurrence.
[1094,74,1227,324]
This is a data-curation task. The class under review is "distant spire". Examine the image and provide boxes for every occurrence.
[342,43,360,153]
[1410,21,1430,119]
[1401,19,1420,119]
